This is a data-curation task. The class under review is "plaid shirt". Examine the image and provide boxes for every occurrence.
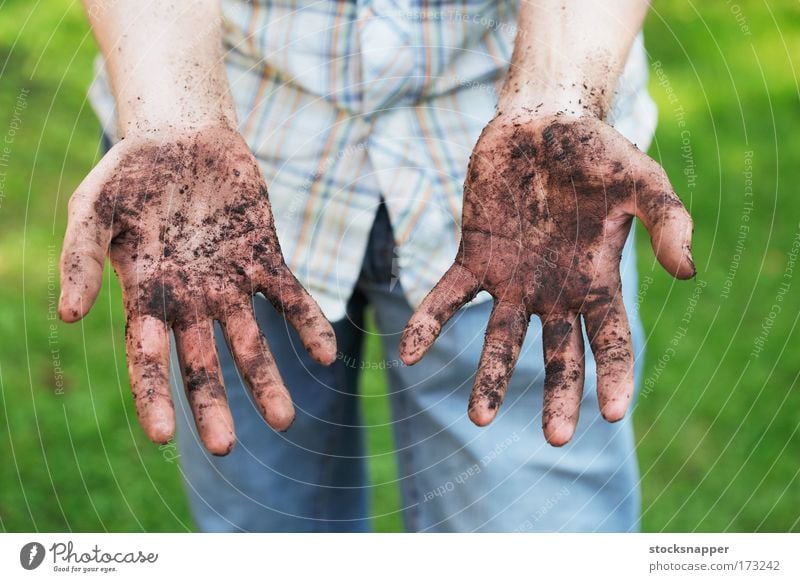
[89,0,657,321]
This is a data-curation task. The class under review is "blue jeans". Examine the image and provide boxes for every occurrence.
[166,203,645,532]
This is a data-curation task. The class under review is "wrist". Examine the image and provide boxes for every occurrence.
[496,80,610,121]
[118,106,237,139]
[113,56,237,138]
[117,88,236,139]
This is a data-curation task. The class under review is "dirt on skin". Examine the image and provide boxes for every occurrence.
[60,126,335,455]
[400,114,695,445]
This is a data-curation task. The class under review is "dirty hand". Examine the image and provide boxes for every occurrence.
[59,125,336,455]
[400,114,694,445]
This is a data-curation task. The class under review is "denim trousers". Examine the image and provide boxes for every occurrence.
[166,203,645,532]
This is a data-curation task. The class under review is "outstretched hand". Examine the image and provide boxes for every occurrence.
[60,125,336,455]
[400,114,694,446]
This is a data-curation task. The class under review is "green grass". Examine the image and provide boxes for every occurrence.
[633,0,800,531]
[0,0,797,532]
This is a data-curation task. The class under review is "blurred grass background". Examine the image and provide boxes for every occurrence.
[0,0,798,532]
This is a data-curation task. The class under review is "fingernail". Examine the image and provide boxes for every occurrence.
[686,246,696,277]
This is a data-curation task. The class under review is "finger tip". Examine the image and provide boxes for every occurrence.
[399,349,420,366]
[398,341,416,366]
[205,433,237,457]
[307,329,337,365]
[399,336,426,366]
[544,422,575,447]
[209,443,236,457]
[314,347,337,366]
[654,236,696,280]
[468,405,496,427]
[399,324,435,366]
[268,404,296,433]
[146,424,175,446]
[145,410,176,444]
[600,401,628,423]
[58,301,84,323]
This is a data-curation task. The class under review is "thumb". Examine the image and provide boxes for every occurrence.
[631,162,696,280]
[59,151,122,322]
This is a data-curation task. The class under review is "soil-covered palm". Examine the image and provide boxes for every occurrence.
[400,114,694,446]
[59,126,335,455]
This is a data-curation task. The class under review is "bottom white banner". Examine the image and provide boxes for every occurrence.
[1,533,797,581]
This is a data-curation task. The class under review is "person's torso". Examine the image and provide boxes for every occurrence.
[221,0,520,114]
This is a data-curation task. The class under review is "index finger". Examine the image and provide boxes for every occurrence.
[259,263,337,366]
[400,262,481,365]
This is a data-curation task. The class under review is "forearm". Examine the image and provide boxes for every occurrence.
[83,0,235,136]
[498,0,650,119]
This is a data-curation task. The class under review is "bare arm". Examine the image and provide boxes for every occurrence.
[83,0,234,134]
[498,0,650,118]
[61,1,336,455]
